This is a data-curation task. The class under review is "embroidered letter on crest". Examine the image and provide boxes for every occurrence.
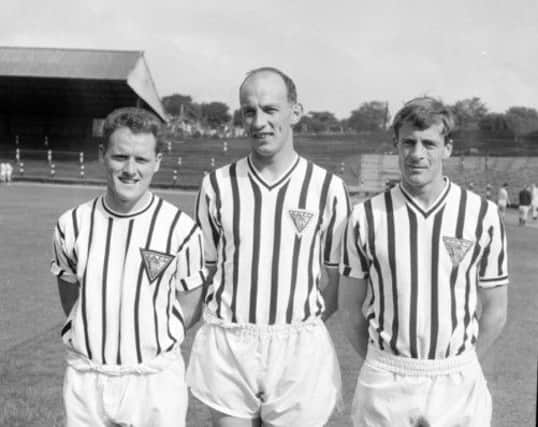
[442,236,474,266]
[288,209,314,234]
[140,249,175,283]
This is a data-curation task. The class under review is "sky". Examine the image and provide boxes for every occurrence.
[2,0,538,119]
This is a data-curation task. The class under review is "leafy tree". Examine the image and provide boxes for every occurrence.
[162,93,200,122]
[200,102,231,129]
[347,101,390,132]
[504,106,538,138]
[451,97,488,129]
[232,109,243,127]
[298,111,340,133]
[478,113,511,133]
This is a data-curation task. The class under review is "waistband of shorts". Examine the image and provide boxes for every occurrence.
[365,344,478,376]
[65,347,182,376]
[202,309,322,336]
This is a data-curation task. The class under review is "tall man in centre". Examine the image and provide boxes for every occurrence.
[187,67,350,426]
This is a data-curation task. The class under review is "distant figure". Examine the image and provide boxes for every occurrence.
[531,183,538,220]
[0,162,5,183]
[497,183,510,218]
[518,185,532,226]
[467,181,475,191]
[4,162,13,183]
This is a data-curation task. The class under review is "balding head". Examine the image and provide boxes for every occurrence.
[239,67,298,104]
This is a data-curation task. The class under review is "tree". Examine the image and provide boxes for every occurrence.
[478,113,511,134]
[200,102,231,129]
[161,93,200,122]
[232,109,243,127]
[347,101,390,132]
[451,97,488,129]
[504,106,538,138]
[298,111,339,133]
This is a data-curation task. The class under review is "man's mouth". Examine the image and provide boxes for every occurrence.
[407,164,426,170]
[252,132,273,139]
[119,177,139,184]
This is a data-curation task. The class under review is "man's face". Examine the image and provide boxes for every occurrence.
[102,127,161,212]
[396,121,452,194]
[240,72,301,158]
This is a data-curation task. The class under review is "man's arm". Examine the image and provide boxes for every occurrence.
[57,277,79,317]
[338,275,370,360]
[321,268,339,322]
[177,266,216,329]
[476,285,508,360]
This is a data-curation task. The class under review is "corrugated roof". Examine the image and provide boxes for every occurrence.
[0,46,166,120]
[0,46,142,80]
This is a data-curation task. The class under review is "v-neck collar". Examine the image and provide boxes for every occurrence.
[247,155,300,191]
[399,179,451,218]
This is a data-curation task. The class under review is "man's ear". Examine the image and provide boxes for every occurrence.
[154,152,163,173]
[443,138,453,159]
[98,144,105,163]
[290,102,303,125]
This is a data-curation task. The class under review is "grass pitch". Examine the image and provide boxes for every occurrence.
[0,182,536,426]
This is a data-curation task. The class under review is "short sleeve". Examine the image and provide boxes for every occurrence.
[478,207,509,288]
[195,174,219,268]
[339,205,371,279]
[50,212,78,284]
[322,177,351,268]
[175,220,208,292]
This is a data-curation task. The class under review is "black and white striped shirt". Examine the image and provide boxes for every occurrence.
[51,194,206,365]
[196,155,350,324]
[341,180,508,359]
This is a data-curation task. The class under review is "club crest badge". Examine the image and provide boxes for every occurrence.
[289,209,314,234]
[442,236,474,266]
[140,249,174,283]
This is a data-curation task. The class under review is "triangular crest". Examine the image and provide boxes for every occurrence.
[140,249,175,283]
[289,209,314,234]
[443,236,474,266]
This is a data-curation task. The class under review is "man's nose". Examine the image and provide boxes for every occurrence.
[253,111,267,129]
[410,142,425,158]
[123,158,136,174]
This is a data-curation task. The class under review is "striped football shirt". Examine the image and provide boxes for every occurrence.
[196,155,350,324]
[340,180,508,359]
[51,194,206,365]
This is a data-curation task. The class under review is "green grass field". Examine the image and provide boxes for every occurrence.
[0,182,536,426]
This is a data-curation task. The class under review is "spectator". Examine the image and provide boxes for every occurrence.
[531,183,538,221]
[518,185,532,226]
[5,162,13,183]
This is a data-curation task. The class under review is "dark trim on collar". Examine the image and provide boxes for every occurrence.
[101,193,156,218]
[399,179,451,218]
[247,155,300,190]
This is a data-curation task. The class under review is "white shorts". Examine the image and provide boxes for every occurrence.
[186,311,342,427]
[64,348,188,427]
[351,345,491,427]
